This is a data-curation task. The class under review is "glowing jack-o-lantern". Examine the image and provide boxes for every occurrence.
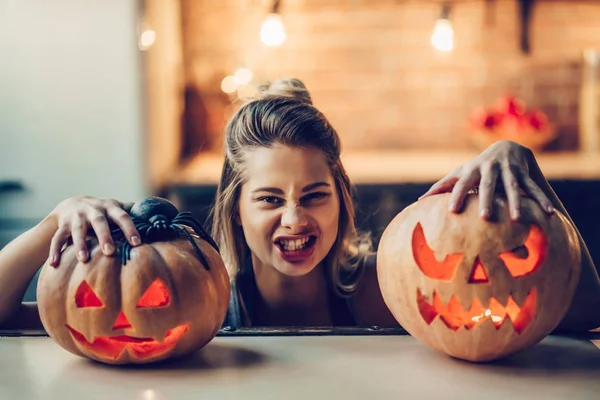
[377,193,581,362]
[37,197,230,365]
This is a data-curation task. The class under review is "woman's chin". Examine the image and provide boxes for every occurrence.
[272,247,322,277]
[274,257,318,277]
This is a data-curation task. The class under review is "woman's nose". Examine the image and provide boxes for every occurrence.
[281,204,308,230]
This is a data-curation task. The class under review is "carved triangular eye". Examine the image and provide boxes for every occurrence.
[75,281,104,308]
[499,225,547,277]
[137,279,170,308]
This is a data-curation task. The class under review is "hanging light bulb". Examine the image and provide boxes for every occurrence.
[138,19,156,51]
[139,29,156,50]
[234,68,254,86]
[260,0,286,46]
[221,76,238,94]
[431,3,454,52]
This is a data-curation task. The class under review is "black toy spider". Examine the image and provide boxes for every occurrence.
[111,211,220,271]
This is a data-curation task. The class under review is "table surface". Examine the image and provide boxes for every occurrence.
[1,334,600,400]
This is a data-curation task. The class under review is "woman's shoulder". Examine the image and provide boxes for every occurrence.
[352,252,399,327]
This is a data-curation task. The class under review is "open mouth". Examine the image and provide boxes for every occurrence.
[65,323,190,360]
[416,288,537,333]
[275,235,317,253]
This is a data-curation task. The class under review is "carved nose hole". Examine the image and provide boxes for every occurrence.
[112,311,132,330]
[468,257,489,283]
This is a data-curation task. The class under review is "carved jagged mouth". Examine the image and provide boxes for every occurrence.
[65,324,190,360]
[417,288,537,334]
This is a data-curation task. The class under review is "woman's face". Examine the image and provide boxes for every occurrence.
[238,144,340,277]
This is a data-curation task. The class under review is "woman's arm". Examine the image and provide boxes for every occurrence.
[0,215,57,328]
[0,198,138,330]
[525,152,600,332]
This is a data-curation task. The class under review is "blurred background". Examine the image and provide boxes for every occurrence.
[1,0,600,300]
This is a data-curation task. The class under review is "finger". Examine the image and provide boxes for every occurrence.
[106,206,140,246]
[448,169,480,213]
[501,164,522,221]
[419,175,459,200]
[477,162,499,220]
[71,216,89,262]
[49,226,70,267]
[89,211,115,255]
[521,175,554,214]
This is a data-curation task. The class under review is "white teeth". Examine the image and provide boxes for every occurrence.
[279,236,311,251]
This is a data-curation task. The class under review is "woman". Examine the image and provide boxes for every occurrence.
[0,79,598,331]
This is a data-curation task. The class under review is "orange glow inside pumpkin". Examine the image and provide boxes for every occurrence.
[75,281,104,308]
[112,311,132,330]
[499,225,547,277]
[66,323,190,360]
[468,258,489,283]
[69,278,186,360]
[412,223,463,280]
[417,288,537,333]
[137,278,170,308]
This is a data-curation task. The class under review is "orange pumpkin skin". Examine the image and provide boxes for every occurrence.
[37,200,230,365]
[377,193,581,362]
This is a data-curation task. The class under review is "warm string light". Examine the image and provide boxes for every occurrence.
[431,3,454,52]
[221,68,256,97]
[138,19,156,51]
[260,0,286,46]
[222,1,285,96]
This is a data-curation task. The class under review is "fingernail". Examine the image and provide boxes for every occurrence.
[103,243,114,254]
[448,202,456,211]
[511,210,520,220]
[480,208,489,218]
[131,236,141,246]
[78,250,88,261]
[49,255,56,266]
[546,205,554,213]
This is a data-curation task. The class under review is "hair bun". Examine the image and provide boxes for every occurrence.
[258,78,313,105]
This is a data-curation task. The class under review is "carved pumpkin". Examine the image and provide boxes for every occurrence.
[377,193,581,362]
[37,197,230,365]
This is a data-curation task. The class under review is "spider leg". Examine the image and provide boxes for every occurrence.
[121,242,133,266]
[176,226,211,271]
[173,212,220,254]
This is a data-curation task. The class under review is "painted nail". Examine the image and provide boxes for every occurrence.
[49,255,56,266]
[131,236,141,246]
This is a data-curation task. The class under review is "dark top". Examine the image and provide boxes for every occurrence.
[222,262,363,328]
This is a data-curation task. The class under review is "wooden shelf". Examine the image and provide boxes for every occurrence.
[172,151,600,186]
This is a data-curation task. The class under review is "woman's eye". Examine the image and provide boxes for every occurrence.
[302,192,329,202]
[258,196,283,205]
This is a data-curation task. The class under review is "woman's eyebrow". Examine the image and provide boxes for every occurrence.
[302,182,330,192]
[251,187,284,195]
[251,182,330,195]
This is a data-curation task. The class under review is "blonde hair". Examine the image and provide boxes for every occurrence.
[211,78,371,297]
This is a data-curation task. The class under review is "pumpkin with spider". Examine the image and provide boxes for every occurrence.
[37,197,230,365]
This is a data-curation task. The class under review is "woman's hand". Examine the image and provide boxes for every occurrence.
[48,196,140,266]
[419,140,555,220]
